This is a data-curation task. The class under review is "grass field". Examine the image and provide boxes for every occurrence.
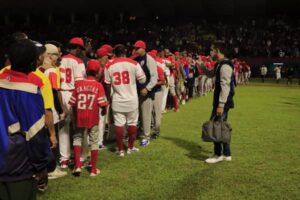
[39,83,300,200]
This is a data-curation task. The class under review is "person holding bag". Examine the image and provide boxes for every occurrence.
[199,41,236,164]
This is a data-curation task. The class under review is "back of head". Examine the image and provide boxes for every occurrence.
[11,32,28,42]
[113,44,126,58]
[9,39,38,74]
[212,41,227,55]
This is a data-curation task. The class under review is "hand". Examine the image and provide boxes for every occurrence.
[216,107,224,116]
[59,112,66,121]
[49,135,58,149]
[34,170,48,192]
[140,88,148,97]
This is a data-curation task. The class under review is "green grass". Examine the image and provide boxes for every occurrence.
[39,83,300,200]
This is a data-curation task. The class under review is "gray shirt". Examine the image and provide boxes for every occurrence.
[145,54,158,91]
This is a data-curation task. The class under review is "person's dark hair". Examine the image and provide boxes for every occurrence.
[9,39,38,74]
[113,44,126,57]
[213,41,227,55]
[83,37,92,47]
[69,44,81,50]
[11,32,28,42]
[86,71,98,77]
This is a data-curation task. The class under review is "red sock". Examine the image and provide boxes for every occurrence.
[115,126,124,151]
[90,150,98,173]
[128,126,137,149]
[73,145,82,169]
[173,95,178,110]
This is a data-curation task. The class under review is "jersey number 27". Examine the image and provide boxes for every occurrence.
[78,94,95,110]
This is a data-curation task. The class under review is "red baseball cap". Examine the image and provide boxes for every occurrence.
[201,56,207,61]
[174,52,180,56]
[134,40,146,49]
[151,49,158,55]
[148,51,157,59]
[87,59,100,73]
[100,44,113,55]
[69,37,84,49]
[97,47,109,58]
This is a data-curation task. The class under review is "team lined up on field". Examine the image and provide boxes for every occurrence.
[0,35,250,179]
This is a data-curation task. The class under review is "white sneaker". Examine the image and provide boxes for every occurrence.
[117,150,125,157]
[205,155,224,164]
[127,147,139,154]
[48,168,68,179]
[223,156,232,161]
[182,100,186,105]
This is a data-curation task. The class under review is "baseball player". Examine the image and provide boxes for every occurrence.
[105,44,146,156]
[59,37,86,168]
[69,59,108,176]
[96,47,110,149]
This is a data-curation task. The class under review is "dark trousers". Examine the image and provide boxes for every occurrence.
[210,108,231,156]
[0,179,37,200]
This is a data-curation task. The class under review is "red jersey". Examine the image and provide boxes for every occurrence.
[69,76,108,128]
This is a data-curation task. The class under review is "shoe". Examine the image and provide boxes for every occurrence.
[99,145,107,150]
[140,139,150,147]
[174,108,179,112]
[161,110,167,114]
[117,150,125,157]
[48,168,68,179]
[127,147,140,154]
[182,100,186,105]
[60,160,69,169]
[72,167,82,176]
[90,168,101,177]
[223,156,232,161]
[205,155,224,164]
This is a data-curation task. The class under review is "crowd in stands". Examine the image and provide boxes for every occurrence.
[1,15,300,67]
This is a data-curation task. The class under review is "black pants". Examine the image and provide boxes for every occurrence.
[0,179,37,200]
[210,108,231,156]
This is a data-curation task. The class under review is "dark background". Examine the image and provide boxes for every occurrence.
[1,0,300,19]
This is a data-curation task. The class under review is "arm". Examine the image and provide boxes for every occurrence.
[218,64,233,109]
[145,55,158,91]
[45,109,57,148]
[136,63,146,84]
[156,80,166,86]
[198,63,215,78]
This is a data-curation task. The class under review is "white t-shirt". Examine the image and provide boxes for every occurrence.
[60,54,86,91]
[105,57,145,112]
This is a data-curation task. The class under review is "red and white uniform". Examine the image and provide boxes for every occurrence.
[105,57,145,113]
[69,77,107,128]
[60,54,86,91]
[59,54,86,162]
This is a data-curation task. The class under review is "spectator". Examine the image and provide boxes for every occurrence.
[260,64,268,83]
[274,65,282,83]
[134,40,158,147]
[0,39,51,199]
[204,41,236,164]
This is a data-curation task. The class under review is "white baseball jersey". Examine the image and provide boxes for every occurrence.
[60,54,86,91]
[162,58,171,77]
[105,57,145,112]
